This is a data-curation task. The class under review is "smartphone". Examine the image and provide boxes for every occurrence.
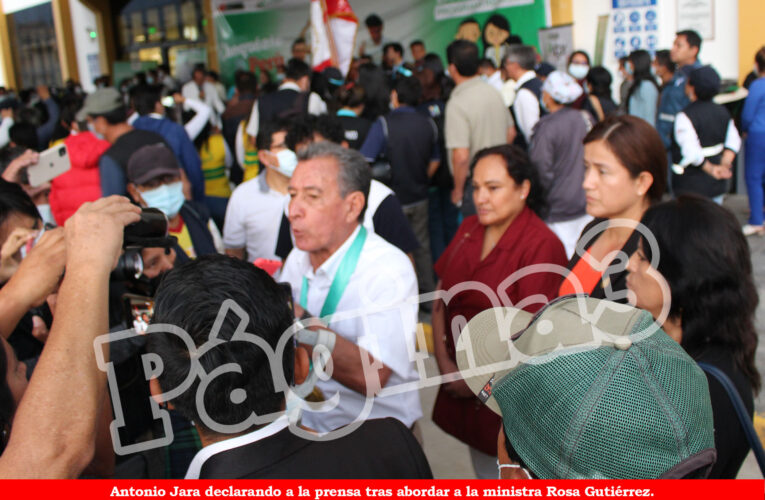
[122,293,155,335]
[27,143,70,187]
[161,95,175,108]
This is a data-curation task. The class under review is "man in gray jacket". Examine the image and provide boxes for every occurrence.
[529,71,594,258]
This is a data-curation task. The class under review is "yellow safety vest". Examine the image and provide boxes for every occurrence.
[241,121,259,182]
[199,133,231,198]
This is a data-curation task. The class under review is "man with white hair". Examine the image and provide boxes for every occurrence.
[280,142,422,434]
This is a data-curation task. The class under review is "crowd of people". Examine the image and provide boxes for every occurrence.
[0,12,762,481]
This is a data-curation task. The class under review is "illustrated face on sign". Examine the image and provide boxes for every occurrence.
[484,21,509,47]
[455,20,481,42]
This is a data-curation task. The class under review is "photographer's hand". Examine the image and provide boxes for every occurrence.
[0,228,66,339]
[1,149,38,184]
[0,227,37,283]
[63,196,141,273]
[0,196,140,478]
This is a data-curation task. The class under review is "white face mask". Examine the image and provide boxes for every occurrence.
[568,63,589,80]
[271,149,298,178]
[36,204,55,226]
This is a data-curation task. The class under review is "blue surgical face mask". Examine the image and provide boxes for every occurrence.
[273,149,298,178]
[88,123,105,141]
[568,63,589,80]
[140,181,185,218]
[36,204,55,227]
[625,62,634,76]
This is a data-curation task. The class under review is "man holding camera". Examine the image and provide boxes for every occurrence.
[126,144,219,262]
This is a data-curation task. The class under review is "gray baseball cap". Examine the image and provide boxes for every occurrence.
[127,144,181,185]
[76,87,124,121]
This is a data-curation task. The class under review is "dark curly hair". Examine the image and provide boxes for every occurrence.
[470,144,548,219]
[639,195,761,393]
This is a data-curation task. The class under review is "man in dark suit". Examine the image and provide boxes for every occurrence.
[146,255,432,479]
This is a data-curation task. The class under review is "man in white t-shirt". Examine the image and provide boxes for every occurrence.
[223,121,295,261]
[182,65,225,129]
[280,141,422,432]
[356,14,390,66]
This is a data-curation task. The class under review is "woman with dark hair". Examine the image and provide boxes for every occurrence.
[583,66,618,122]
[567,50,591,109]
[482,14,511,68]
[625,50,659,125]
[626,195,760,478]
[559,115,666,300]
[192,119,232,230]
[431,144,567,478]
[335,84,371,150]
[357,63,390,121]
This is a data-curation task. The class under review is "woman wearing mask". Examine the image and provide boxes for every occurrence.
[567,50,591,109]
[126,144,221,262]
[625,50,660,125]
[626,195,759,478]
[583,66,618,122]
[432,144,567,479]
[559,115,666,301]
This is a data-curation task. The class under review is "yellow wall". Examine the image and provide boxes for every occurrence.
[550,0,573,26]
[739,0,764,84]
[51,0,79,83]
[0,0,15,88]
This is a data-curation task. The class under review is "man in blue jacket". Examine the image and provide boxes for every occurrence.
[657,30,703,149]
[131,84,205,202]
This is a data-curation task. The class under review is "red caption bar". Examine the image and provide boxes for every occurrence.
[0,480,762,499]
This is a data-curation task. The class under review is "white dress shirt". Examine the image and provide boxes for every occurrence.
[0,116,13,148]
[223,171,289,261]
[280,225,422,432]
[184,415,290,479]
[512,70,541,143]
[182,80,225,128]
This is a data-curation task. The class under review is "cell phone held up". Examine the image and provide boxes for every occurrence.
[26,143,71,187]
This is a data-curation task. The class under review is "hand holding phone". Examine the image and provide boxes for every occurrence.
[27,144,70,187]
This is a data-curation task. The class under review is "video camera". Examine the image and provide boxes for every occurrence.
[111,207,177,281]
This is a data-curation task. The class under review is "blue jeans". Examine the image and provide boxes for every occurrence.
[745,133,765,225]
[428,187,460,269]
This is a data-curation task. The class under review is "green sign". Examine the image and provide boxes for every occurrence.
[213,0,548,86]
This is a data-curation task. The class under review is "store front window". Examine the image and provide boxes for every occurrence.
[118,0,207,76]
[8,2,61,88]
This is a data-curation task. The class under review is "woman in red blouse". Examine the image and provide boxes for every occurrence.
[431,145,567,478]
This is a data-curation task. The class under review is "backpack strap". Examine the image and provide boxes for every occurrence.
[698,362,765,477]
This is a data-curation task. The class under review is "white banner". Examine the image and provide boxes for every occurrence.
[433,0,533,21]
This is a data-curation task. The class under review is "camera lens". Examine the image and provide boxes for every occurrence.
[111,249,144,281]
[123,208,168,246]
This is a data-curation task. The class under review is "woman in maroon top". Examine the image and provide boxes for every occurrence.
[431,145,567,478]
